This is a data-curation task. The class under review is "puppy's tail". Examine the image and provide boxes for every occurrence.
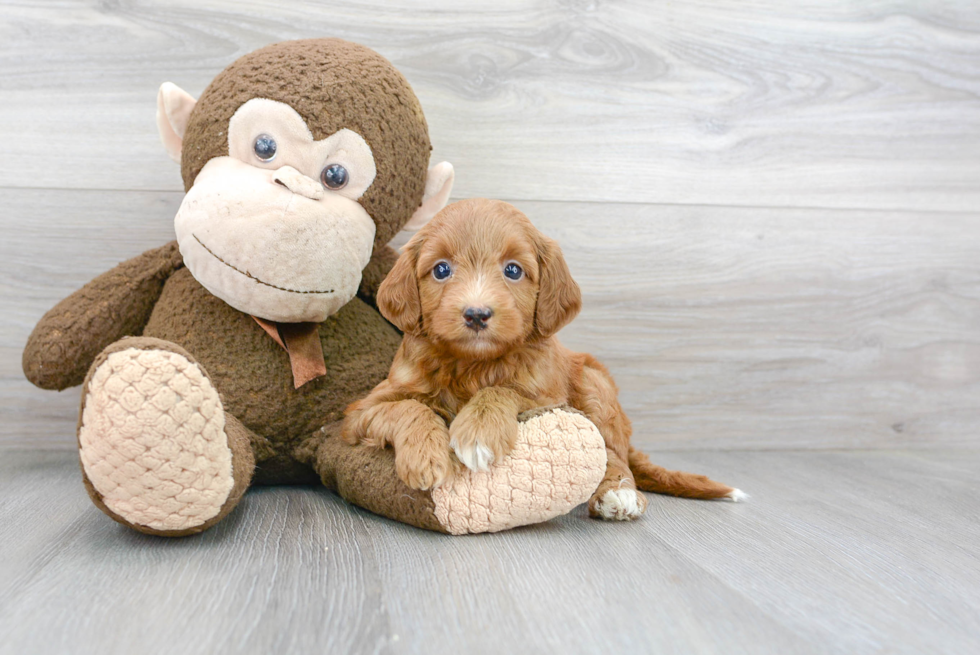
[628,446,746,501]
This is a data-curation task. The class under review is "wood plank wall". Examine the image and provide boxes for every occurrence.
[2,0,978,450]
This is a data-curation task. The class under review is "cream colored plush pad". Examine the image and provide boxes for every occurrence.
[432,409,607,535]
[79,348,234,531]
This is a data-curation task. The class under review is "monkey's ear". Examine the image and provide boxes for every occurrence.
[156,82,197,163]
[376,237,423,334]
[403,162,454,231]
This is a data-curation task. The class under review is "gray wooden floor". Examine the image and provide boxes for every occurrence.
[2,1,979,653]
[2,449,979,655]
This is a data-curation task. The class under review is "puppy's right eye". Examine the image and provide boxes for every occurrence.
[432,261,453,281]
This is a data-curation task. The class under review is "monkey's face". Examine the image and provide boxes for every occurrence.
[174,99,377,323]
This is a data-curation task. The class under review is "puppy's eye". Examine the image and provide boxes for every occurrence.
[253,134,277,162]
[503,262,524,281]
[432,261,453,281]
[320,163,349,189]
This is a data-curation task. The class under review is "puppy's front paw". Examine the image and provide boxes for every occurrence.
[449,406,518,472]
[589,488,648,521]
[451,439,496,472]
[340,402,370,445]
[396,432,453,491]
[340,415,363,445]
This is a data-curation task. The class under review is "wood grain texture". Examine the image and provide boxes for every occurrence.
[3,3,979,653]
[1,187,180,448]
[532,200,980,450]
[1,449,978,655]
[4,188,977,449]
[1,0,979,210]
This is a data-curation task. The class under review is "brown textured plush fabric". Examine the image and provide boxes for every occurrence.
[516,404,587,421]
[180,38,431,250]
[252,318,329,388]
[67,264,443,531]
[357,244,400,309]
[143,266,402,479]
[23,242,184,390]
[314,423,448,533]
[77,337,256,537]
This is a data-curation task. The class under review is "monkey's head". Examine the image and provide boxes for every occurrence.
[156,39,453,323]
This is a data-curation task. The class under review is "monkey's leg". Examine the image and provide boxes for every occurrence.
[310,420,451,533]
[307,407,607,535]
[78,337,255,536]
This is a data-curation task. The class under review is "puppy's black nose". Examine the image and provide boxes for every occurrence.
[463,306,493,331]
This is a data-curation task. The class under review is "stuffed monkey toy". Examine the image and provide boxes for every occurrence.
[23,39,606,536]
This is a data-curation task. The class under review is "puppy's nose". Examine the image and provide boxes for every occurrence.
[463,307,493,331]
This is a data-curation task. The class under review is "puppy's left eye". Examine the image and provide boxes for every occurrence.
[433,261,453,281]
[503,262,524,281]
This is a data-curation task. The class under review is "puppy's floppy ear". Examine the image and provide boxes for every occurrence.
[534,235,582,338]
[377,237,423,334]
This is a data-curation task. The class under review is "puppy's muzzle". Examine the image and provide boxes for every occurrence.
[463,306,493,331]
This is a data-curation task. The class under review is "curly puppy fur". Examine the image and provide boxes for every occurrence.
[342,198,740,520]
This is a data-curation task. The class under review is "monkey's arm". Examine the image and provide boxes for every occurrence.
[23,241,184,390]
[357,245,399,309]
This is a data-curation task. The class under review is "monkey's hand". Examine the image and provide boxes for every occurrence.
[23,241,184,390]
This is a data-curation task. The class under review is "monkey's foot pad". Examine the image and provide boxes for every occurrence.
[79,348,234,532]
[431,408,607,535]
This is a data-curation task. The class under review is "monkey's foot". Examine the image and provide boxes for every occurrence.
[78,338,253,536]
[431,407,607,534]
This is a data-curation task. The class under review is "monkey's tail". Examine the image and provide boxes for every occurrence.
[627,446,746,501]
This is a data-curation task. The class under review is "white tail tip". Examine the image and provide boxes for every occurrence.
[726,488,749,502]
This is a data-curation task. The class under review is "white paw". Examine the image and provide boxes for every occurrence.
[726,488,749,502]
[450,438,495,472]
[596,489,644,521]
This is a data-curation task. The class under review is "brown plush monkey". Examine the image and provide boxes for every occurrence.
[22,39,606,536]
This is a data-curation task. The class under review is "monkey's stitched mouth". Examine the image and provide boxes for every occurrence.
[192,234,335,295]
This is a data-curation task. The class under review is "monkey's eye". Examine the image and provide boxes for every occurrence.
[432,261,453,281]
[253,134,277,162]
[320,164,349,190]
[503,262,524,281]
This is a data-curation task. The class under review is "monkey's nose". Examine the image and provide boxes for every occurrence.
[463,307,493,331]
[272,166,324,201]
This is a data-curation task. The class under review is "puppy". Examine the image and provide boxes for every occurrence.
[342,198,742,520]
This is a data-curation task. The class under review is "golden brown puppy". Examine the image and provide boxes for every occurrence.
[342,198,743,520]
